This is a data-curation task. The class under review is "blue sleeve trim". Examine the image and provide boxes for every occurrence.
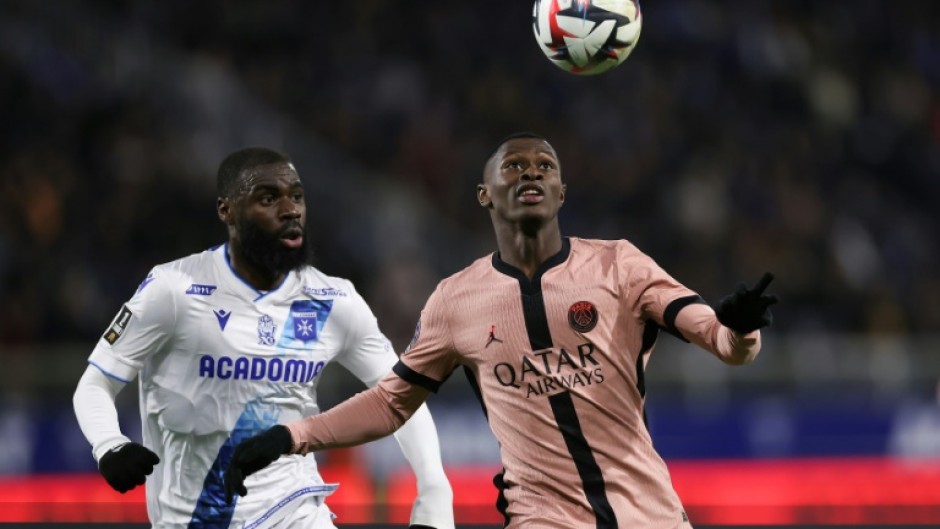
[88,359,132,384]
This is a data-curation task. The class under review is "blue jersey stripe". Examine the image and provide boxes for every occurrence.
[188,400,279,528]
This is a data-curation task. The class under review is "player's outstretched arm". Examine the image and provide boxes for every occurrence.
[225,376,431,503]
[670,272,778,365]
[73,365,160,493]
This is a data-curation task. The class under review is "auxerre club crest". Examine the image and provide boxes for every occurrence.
[286,299,333,344]
[294,313,316,341]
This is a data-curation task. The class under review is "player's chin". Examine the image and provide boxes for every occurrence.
[259,243,310,275]
[512,203,558,221]
[279,247,310,271]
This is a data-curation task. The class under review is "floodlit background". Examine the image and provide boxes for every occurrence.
[1,0,939,526]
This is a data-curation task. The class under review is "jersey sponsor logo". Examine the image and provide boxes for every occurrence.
[186,283,218,296]
[485,325,504,348]
[302,286,347,297]
[103,305,133,345]
[257,314,277,346]
[190,400,278,525]
[136,273,155,294]
[568,300,598,333]
[198,354,326,382]
[213,309,231,331]
[492,342,605,398]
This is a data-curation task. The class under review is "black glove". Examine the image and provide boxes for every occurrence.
[98,442,160,493]
[716,272,778,333]
[224,425,292,504]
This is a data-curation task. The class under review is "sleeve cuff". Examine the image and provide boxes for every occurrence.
[88,347,141,383]
[286,422,302,454]
[92,436,133,463]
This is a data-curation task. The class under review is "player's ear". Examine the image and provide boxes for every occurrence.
[217,196,234,225]
[559,183,566,204]
[477,184,491,208]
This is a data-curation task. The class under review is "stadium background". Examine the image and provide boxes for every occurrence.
[1,0,939,527]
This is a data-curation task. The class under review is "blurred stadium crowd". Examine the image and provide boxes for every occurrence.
[1,0,938,351]
[1,0,940,480]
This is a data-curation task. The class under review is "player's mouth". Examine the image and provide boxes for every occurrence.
[279,226,304,249]
[516,183,545,204]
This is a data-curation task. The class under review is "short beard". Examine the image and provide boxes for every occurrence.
[235,218,313,278]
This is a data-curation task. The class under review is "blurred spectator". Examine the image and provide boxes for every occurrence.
[0,0,938,350]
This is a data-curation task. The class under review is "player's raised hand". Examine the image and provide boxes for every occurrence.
[716,272,778,334]
[98,442,160,493]
[224,425,293,504]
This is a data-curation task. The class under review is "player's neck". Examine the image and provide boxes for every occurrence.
[494,223,563,279]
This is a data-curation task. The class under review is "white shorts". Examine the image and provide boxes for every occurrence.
[242,486,339,529]
[275,499,336,529]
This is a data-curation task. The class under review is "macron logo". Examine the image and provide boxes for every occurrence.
[186,284,218,296]
[214,309,231,331]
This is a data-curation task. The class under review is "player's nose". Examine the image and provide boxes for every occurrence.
[521,170,543,181]
[278,198,301,219]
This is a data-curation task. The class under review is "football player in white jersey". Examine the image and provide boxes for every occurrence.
[73,147,454,529]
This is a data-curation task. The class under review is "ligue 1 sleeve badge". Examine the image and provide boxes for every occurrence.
[406,320,421,352]
[568,301,598,333]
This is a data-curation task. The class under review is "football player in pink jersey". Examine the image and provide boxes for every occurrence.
[226,133,777,528]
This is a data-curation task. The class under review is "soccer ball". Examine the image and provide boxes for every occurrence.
[532,0,642,75]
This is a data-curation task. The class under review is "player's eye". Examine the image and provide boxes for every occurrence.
[259,195,275,205]
[291,191,304,202]
[504,161,524,170]
[539,161,555,170]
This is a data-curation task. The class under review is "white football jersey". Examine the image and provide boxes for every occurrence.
[88,244,398,528]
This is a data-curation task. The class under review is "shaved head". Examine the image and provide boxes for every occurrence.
[484,132,556,181]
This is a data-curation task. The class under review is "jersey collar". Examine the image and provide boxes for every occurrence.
[491,237,571,295]
[214,243,293,302]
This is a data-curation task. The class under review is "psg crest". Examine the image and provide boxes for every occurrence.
[568,301,598,333]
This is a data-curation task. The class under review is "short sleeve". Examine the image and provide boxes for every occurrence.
[87,270,178,382]
[394,282,461,392]
[335,281,398,387]
[620,242,703,336]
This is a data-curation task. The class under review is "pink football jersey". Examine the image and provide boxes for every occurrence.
[290,237,760,528]
[392,237,761,528]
